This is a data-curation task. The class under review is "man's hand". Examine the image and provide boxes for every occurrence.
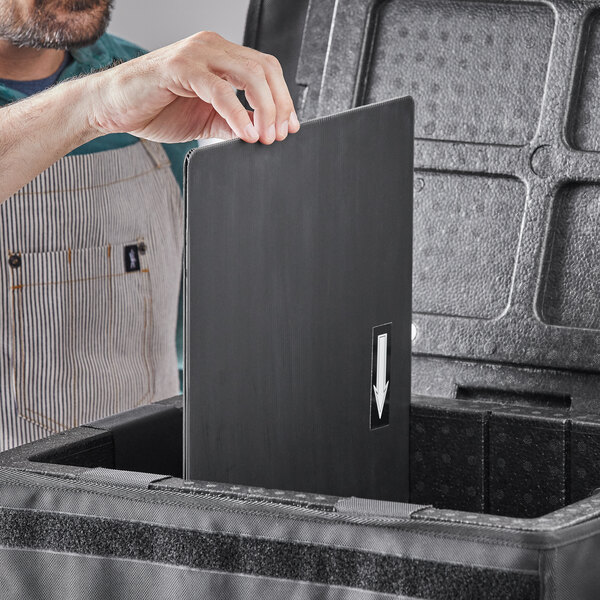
[0,32,299,201]
[90,31,300,145]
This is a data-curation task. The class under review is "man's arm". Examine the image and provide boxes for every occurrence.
[0,78,97,199]
[0,31,300,201]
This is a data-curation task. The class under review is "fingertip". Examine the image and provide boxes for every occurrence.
[289,111,300,133]
[276,120,289,141]
[262,123,276,145]
[244,122,260,143]
[277,121,290,141]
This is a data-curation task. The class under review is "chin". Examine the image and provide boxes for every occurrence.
[4,0,114,50]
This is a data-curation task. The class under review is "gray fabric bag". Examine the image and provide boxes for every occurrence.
[0,396,597,599]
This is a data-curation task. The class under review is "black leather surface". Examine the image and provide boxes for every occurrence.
[185,98,413,502]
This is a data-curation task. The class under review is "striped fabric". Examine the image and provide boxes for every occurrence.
[0,141,183,450]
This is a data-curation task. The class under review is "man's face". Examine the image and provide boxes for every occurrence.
[0,0,113,49]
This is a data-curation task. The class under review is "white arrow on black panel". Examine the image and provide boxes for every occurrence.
[373,333,389,419]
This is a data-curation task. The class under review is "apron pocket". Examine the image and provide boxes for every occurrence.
[8,242,155,433]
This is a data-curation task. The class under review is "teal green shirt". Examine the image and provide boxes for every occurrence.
[0,33,196,384]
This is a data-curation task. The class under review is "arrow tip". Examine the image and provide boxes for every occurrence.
[373,381,389,419]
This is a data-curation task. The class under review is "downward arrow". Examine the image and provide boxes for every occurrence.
[373,333,389,419]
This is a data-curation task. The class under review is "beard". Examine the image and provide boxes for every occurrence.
[0,0,114,50]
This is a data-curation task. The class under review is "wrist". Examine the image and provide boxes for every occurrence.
[58,75,103,146]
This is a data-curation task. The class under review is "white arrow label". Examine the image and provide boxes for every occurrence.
[373,333,389,419]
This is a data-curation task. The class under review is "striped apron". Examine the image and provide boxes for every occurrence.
[0,140,183,451]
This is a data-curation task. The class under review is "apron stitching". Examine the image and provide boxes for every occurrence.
[9,265,52,433]
[14,411,54,433]
[149,294,155,400]
[10,269,149,290]
[139,292,152,406]
[69,247,76,429]
[9,285,20,429]
[15,164,169,196]
[107,245,114,416]
[18,275,26,430]
[140,139,169,169]
[143,274,156,404]
[143,296,150,403]
[19,406,63,432]
[13,274,35,431]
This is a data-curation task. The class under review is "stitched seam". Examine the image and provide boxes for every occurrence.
[69,247,76,428]
[535,526,600,550]
[138,297,150,406]
[17,409,62,432]
[107,246,114,415]
[140,139,169,169]
[539,549,552,600]
[18,274,27,430]
[148,294,154,399]
[10,288,17,412]
[16,164,171,196]
[10,279,21,429]
[137,279,154,408]
[10,270,144,290]
[0,479,546,550]
[0,505,541,579]
[415,511,599,534]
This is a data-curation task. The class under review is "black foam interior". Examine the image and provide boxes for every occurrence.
[411,396,600,518]
[27,394,599,519]
[28,399,183,479]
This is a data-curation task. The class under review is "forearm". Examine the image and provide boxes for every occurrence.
[0,76,98,201]
[0,32,299,202]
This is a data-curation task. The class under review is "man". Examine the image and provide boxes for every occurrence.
[0,0,300,451]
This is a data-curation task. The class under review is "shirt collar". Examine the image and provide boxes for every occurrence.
[0,34,114,105]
